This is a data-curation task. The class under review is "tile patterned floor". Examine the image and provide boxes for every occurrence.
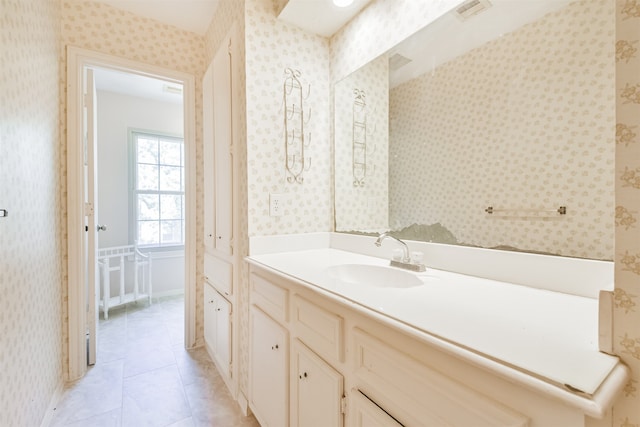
[51,296,260,427]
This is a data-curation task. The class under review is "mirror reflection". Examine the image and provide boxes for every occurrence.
[334,0,615,260]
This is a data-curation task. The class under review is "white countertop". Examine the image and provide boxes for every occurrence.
[247,248,621,398]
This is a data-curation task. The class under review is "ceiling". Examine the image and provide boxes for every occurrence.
[388,0,573,88]
[93,67,184,104]
[92,0,221,35]
[93,0,370,38]
[277,0,372,37]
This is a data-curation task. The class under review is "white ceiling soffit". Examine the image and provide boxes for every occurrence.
[277,0,373,38]
[92,0,220,35]
[93,67,184,104]
[389,0,573,88]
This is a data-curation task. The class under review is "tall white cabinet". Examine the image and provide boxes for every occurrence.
[202,24,239,397]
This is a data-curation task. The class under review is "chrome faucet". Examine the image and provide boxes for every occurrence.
[375,233,426,272]
[375,232,411,263]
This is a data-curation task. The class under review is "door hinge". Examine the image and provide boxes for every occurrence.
[85,202,94,216]
[341,396,347,414]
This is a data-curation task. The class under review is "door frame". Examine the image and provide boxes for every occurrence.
[66,46,197,381]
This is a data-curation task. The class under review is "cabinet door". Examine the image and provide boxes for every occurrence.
[350,392,403,427]
[250,306,289,427]
[212,35,233,255]
[203,283,216,350]
[291,339,343,427]
[202,62,215,250]
[215,295,232,378]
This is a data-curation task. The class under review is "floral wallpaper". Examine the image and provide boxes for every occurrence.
[244,0,333,238]
[388,0,615,260]
[334,54,389,232]
[614,0,640,424]
[1,0,64,425]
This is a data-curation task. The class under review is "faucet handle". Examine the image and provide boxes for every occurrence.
[411,251,424,265]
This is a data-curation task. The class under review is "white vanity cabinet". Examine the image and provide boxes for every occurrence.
[291,339,344,427]
[249,304,289,427]
[203,282,231,379]
[202,24,239,398]
[246,258,617,427]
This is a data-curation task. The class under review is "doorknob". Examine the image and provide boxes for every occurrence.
[97,225,107,232]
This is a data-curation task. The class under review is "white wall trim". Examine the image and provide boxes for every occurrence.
[66,46,197,381]
[39,380,64,427]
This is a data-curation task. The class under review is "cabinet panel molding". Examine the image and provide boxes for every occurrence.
[204,253,233,296]
[249,306,289,427]
[291,339,344,427]
[292,295,344,363]
[350,391,404,427]
[352,328,529,427]
[251,272,289,323]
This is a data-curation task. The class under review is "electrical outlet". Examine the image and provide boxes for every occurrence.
[270,193,284,217]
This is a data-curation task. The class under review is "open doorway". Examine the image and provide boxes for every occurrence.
[92,67,186,364]
[66,47,197,381]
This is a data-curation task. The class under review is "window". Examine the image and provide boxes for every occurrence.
[132,131,184,248]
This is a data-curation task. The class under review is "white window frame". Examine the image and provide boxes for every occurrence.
[129,129,185,250]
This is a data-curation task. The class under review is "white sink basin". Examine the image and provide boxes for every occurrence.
[325,264,424,288]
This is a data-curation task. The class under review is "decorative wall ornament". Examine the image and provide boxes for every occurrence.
[352,88,375,186]
[621,83,640,104]
[282,68,311,183]
[621,0,640,19]
[620,333,640,360]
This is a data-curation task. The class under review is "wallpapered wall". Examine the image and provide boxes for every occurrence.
[614,0,640,424]
[245,0,333,237]
[388,0,614,260]
[0,0,64,425]
[60,0,207,371]
[334,54,389,231]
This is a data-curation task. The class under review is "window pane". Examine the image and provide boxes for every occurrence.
[138,194,159,220]
[159,166,182,192]
[159,140,182,166]
[137,137,158,164]
[160,194,182,220]
[138,221,159,246]
[138,164,159,190]
[161,220,183,245]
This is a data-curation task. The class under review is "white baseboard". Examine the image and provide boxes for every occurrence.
[39,380,65,427]
[236,391,250,417]
[153,289,184,299]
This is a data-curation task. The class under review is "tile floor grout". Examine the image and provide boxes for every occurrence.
[50,295,259,427]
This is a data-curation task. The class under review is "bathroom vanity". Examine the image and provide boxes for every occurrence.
[246,235,628,427]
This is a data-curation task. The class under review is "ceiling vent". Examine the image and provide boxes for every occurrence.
[163,84,183,95]
[454,0,492,21]
[389,53,413,71]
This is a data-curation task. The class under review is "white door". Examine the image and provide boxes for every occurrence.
[85,68,100,366]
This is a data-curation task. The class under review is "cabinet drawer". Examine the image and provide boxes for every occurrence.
[204,253,232,296]
[292,296,343,363]
[352,328,528,427]
[250,273,289,323]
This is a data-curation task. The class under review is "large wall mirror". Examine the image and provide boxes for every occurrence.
[334,0,615,261]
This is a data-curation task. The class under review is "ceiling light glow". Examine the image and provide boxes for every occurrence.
[333,0,354,7]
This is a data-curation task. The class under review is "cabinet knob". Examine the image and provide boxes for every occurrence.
[218,235,222,240]
[217,308,221,311]
[271,344,279,350]
[299,372,308,379]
